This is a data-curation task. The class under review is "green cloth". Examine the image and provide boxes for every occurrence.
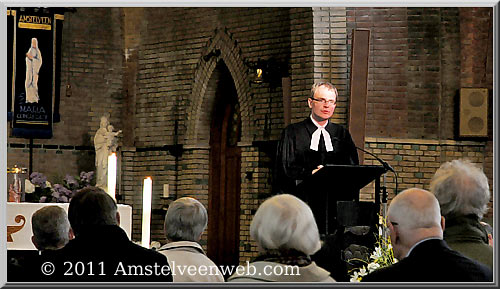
[444,214,493,270]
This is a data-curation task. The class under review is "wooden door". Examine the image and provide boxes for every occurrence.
[207,64,241,276]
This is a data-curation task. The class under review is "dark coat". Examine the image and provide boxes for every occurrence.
[443,215,493,270]
[276,117,359,195]
[42,225,173,282]
[275,117,359,235]
[362,239,493,282]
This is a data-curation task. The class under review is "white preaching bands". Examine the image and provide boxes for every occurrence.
[309,115,333,152]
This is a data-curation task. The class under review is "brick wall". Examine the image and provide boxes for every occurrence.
[6,7,493,264]
[312,7,350,125]
[124,8,293,260]
[360,137,493,220]
[7,7,124,184]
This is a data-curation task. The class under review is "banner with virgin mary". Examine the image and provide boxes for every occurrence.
[8,7,64,139]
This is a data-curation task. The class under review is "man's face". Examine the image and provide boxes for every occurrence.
[308,85,337,123]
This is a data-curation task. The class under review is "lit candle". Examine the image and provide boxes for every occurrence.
[107,153,117,200]
[141,177,152,248]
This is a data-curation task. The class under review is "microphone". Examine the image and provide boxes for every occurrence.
[331,137,395,173]
[331,136,399,199]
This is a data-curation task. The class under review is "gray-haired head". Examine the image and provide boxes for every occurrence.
[310,81,338,100]
[164,197,208,242]
[430,159,490,219]
[68,186,118,237]
[31,206,70,250]
[250,194,321,256]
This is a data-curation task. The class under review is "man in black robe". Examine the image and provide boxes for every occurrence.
[275,81,360,281]
[276,82,359,228]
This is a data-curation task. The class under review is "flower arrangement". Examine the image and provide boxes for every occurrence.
[24,171,94,203]
[348,216,398,282]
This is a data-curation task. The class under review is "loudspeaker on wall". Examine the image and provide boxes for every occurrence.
[459,88,488,137]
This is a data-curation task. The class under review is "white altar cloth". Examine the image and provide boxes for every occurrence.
[7,202,132,250]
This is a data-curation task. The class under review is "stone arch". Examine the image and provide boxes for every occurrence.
[184,27,252,146]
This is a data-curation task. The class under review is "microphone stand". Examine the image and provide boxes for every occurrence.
[333,136,398,242]
[353,144,397,243]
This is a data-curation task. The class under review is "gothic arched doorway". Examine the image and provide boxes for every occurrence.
[207,62,241,275]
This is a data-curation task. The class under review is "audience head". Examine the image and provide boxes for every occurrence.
[387,188,444,259]
[430,159,490,220]
[68,186,118,237]
[164,197,208,242]
[31,206,71,251]
[250,194,321,256]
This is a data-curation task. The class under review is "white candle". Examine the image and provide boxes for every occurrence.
[107,153,117,201]
[141,177,152,248]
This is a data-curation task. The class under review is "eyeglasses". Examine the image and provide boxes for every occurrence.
[310,97,336,105]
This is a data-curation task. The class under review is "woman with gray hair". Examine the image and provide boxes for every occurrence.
[228,194,335,282]
[159,197,224,282]
[430,159,492,269]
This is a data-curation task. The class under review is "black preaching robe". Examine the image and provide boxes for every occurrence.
[275,117,359,234]
[276,117,359,194]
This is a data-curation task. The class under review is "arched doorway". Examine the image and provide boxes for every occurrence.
[207,62,241,275]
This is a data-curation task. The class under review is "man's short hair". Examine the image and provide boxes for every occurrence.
[430,159,490,219]
[68,186,117,236]
[32,206,70,250]
[250,194,321,256]
[388,188,442,231]
[164,197,208,242]
[310,81,338,99]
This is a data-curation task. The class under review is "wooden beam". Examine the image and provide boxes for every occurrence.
[349,29,370,164]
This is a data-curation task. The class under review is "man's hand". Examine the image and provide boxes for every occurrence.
[312,165,324,175]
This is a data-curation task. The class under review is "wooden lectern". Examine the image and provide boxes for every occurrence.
[297,164,387,235]
[298,164,388,282]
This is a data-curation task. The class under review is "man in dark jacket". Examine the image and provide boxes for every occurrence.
[430,159,493,269]
[43,187,172,282]
[275,82,359,235]
[362,188,492,282]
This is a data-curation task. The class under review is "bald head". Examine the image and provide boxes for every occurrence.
[388,188,444,259]
[389,188,442,230]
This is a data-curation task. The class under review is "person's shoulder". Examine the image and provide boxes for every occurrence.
[282,118,311,135]
[285,118,309,129]
[128,241,170,262]
[326,121,347,132]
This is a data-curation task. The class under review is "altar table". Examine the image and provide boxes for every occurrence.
[7,202,132,250]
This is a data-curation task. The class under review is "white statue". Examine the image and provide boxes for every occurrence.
[94,116,122,189]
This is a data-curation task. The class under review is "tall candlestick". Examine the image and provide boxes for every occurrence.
[107,153,117,200]
[141,177,152,248]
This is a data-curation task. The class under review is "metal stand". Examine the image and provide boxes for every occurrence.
[381,173,389,245]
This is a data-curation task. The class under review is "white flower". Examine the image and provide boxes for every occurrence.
[45,181,52,188]
[367,262,381,272]
[25,179,35,194]
[350,271,362,282]
[370,247,382,260]
[350,266,369,282]
[358,267,368,276]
